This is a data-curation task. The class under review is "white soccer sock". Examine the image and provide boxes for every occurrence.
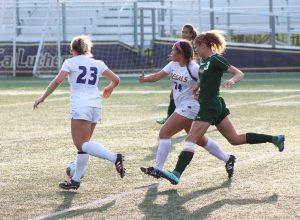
[72,152,90,182]
[154,139,171,170]
[82,141,117,163]
[204,138,230,162]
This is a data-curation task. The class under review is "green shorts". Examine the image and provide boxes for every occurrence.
[194,96,230,125]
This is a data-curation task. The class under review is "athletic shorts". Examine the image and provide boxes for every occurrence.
[194,96,230,125]
[69,106,102,123]
[175,104,200,120]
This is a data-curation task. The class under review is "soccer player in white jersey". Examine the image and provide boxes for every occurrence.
[33,35,125,190]
[139,39,235,180]
[156,24,198,125]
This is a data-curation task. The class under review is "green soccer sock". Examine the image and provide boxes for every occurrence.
[167,98,176,118]
[246,133,273,144]
[173,151,194,177]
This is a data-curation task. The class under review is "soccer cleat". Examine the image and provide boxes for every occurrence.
[225,155,236,179]
[156,170,179,185]
[59,178,80,190]
[140,166,161,179]
[156,118,167,125]
[115,154,125,178]
[273,135,285,152]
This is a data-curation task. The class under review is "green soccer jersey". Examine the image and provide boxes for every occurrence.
[199,54,231,103]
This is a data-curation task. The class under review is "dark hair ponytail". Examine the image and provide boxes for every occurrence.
[175,40,197,81]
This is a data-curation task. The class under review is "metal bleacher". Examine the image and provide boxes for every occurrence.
[0,0,300,47]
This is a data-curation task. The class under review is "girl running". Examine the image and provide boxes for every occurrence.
[34,35,125,190]
[140,39,235,180]
[158,30,285,185]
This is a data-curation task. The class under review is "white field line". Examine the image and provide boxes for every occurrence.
[1,89,300,108]
[2,93,299,145]
[4,89,293,218]
[33,151,298,220]
[0,116,159,146]
[31,91,300,219]
[0,91,70,95]
[33,183,160,220]
[228,94,300,108]
[259,101,300,106]
[0,97,69,108]
[0,89,300,96]
[3,93,299,109]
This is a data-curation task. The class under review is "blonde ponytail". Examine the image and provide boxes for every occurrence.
[70,35,93,57]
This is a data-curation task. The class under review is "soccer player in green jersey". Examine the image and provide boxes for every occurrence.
[140,40,235,180]
[158,30,285,185]
[156,24,198,125]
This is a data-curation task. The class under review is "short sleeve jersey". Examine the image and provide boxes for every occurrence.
[163,60,200,108]
[60,55,108,108]
[199,54,230,103]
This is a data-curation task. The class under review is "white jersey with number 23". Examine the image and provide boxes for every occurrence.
[60,55,108,109]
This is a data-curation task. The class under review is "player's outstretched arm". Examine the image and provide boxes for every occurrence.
[33,70,68,109]
[139,69,168,83]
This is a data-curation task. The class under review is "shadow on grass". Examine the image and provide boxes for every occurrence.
[42,191,115,220]
[138,179,278,220]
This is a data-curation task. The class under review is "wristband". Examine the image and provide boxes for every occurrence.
[46,86,54,95]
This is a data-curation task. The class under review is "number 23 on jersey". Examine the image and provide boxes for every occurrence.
[76,66,98,85]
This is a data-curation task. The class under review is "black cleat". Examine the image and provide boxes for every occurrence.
[225,155,236,179]
[140,166,161,179]
[59,178,80,190]
[115,154,125,178]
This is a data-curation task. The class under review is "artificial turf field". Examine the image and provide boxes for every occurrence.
[0,73,299,219]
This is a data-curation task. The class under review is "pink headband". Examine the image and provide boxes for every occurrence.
[175,41,182,52]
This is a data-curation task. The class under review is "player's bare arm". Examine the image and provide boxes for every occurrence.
[33,70,69,109]
[221,66,244,88]
[139,69,168,83]
[102,69,120,98]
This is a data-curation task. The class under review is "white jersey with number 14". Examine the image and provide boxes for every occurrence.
[163,60,200,108]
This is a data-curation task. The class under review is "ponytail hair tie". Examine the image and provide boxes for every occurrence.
[175,41,182,52]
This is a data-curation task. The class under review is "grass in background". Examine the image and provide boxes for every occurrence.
[0,73,299,219]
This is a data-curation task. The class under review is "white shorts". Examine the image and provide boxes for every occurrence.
[175,104,200,120]
[69,106,102,123]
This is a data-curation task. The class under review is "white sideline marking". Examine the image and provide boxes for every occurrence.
[222,89,300,93]
[258,101,300,106]
[33,183,159,220]
[33,151,295,220]
[1,89,300,108]
[0,90,70,95]
[158,103,169,107]
[0,97,69,108]
[2,94,298,145]
[229,94,300,108]
[0,89,300,96]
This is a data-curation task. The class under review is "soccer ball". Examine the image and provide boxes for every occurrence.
[66,160,76,178]
[66,160,85,178]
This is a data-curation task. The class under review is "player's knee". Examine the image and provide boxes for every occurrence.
[196,138,206,147]
[73,141,84,151]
